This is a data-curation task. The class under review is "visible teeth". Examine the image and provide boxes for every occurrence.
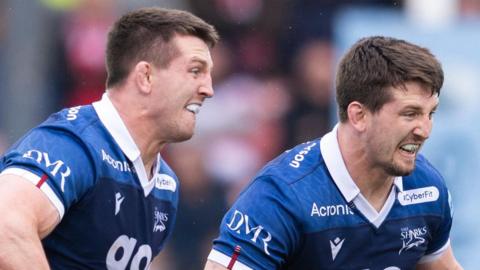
[400,144,418,153]
[186,104,200,114]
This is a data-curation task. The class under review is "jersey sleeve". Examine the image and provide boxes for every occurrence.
[208,176,302,270]
[419,181,454,263]
[0,127,96,219]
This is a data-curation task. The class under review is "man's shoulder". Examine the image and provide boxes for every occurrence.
[400,154,450,209]
[41,105,99,134]
[256,139,328,187]
[34,105,112,148]
[2,105,109,171]
[407,154,446,188]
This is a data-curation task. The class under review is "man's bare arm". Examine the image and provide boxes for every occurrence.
[416,245,463,270]
[0,174,59,270]
[204,259,229,270]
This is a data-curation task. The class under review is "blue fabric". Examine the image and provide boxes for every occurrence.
[1,105,179,269]
[212,139,452,269]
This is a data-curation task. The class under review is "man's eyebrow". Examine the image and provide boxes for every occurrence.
[190,56,207,64]
[190,56,213,69]
[402,104,422,111]
[402,103,439,112]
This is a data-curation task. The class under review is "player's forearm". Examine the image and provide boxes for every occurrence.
[204,260,229,270]
[0,210,50,269]
[416,261,463,270]
[415,245,463,270]
[0,175,60,269]
[0,241,50,270]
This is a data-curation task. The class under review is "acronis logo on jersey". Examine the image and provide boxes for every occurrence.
[22,149,71,192]
[101,149,131,173]
[310,203,355,217]
[289,142,317,168]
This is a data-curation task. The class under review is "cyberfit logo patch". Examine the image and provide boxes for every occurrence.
[226,210,272,255]
[289,142,317,168]
[153,208,168,233]
[154,174,177,192]
[398,186,439,206]
[399,226,427,254]
[23,149,71,192]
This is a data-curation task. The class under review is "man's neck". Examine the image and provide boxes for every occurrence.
[353,168,394,212]
[337,124,395,212]
[108,89,164,180]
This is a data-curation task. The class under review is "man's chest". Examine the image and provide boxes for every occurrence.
[289,209,438,270]
[43,177,177,269]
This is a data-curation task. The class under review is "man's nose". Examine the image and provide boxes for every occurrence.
[199,74,214,98]
[413,116,432,139]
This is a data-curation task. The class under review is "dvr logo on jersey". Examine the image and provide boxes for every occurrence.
[398,186,439,206]
[399,226,428,254]
[23,149,71,192]
[227,210,272,255]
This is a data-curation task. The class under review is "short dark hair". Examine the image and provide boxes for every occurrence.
[105,7,219,88]
[335,36,444,122]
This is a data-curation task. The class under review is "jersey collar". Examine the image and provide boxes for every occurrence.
[92,92,157,196]
[320,124,403,227]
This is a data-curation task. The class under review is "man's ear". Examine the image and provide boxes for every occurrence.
[134,61,153,94]
[347,101,368,132]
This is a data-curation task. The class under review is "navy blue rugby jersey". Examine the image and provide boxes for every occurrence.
[208,125,453,270]
[0,93,179,269]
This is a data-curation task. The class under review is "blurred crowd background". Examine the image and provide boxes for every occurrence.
[1,0,479,269]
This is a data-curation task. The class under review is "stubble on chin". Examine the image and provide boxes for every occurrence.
[169,130,194,143]
[384,161,415,176]
[168,119,196,143]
